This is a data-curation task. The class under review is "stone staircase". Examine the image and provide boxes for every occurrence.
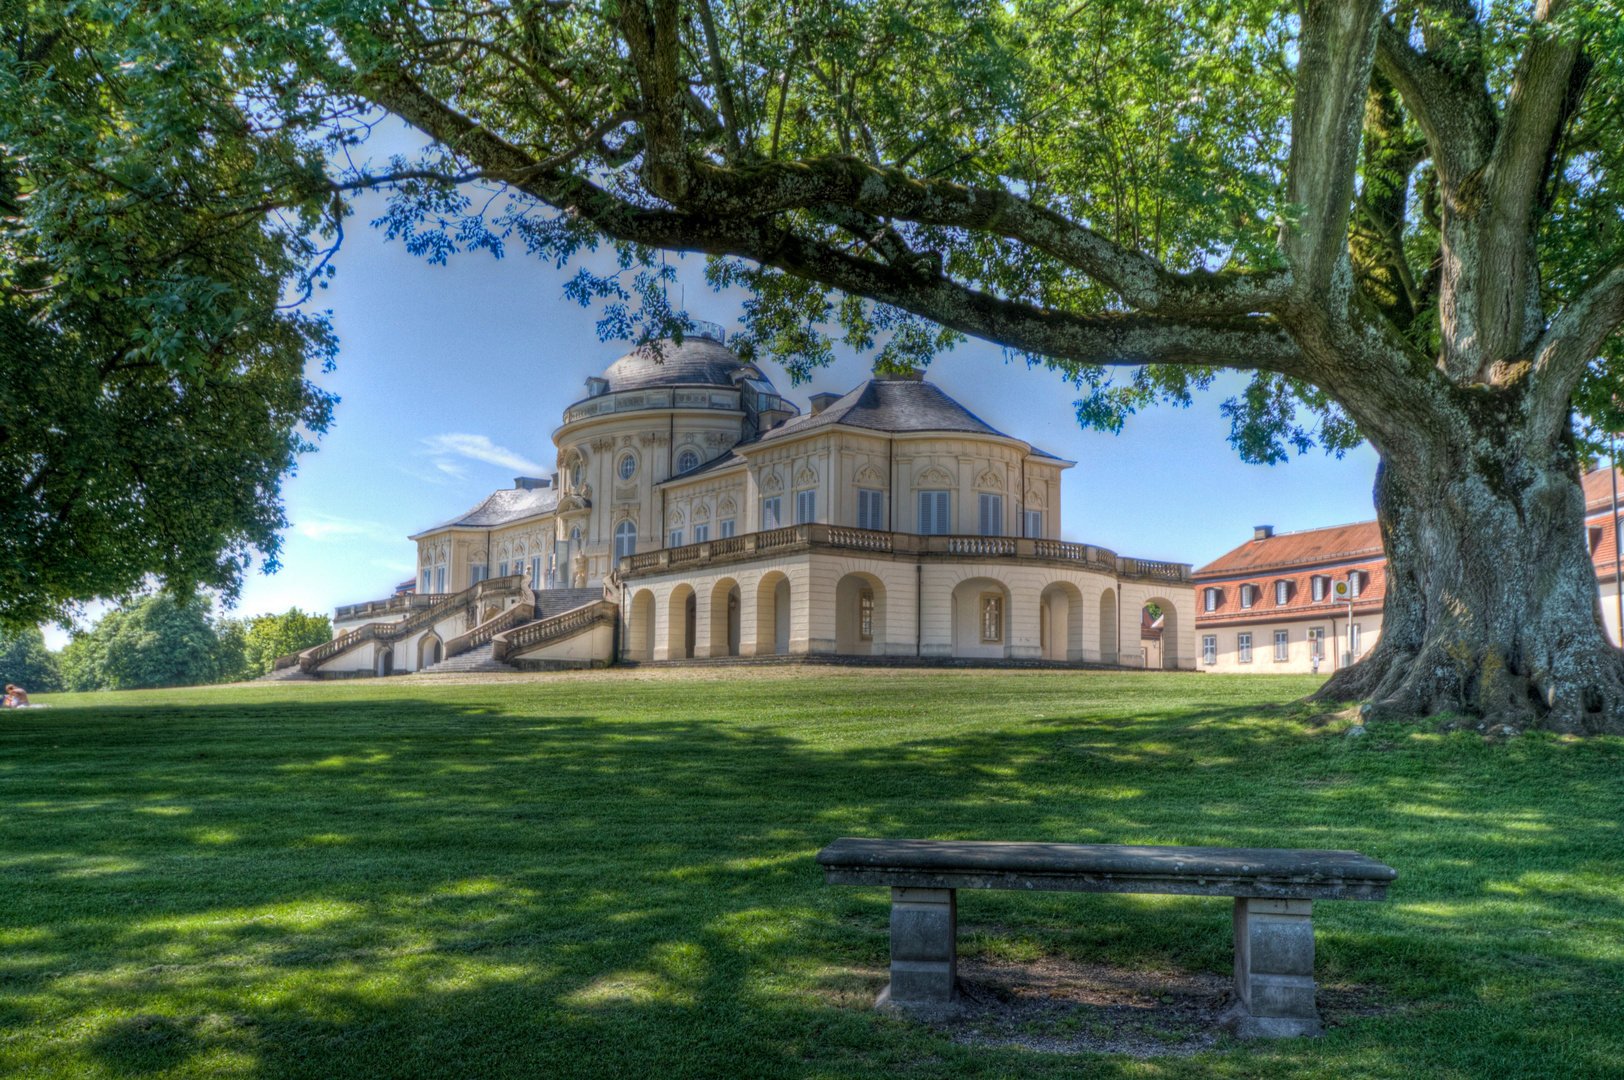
[416,642,522,675]
[256,665,319,682]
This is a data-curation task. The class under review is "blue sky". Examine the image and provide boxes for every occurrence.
[45,132,1381,646]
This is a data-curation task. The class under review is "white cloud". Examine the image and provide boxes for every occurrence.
[295,515,395,542]
[421,433,545,476]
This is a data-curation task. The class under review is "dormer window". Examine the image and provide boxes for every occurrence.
[1311,576,1327,602]
[1240,584,1255,609]
[1275,580,1291,605]
[585,376,609,397]
[1348,570,1364,598]
[1204,587,1219,612]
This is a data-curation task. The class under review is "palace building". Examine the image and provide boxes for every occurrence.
[1195,465,1624,673]
[287,332,1196,677]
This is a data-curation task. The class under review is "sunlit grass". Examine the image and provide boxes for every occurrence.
[0,670,1620,1078]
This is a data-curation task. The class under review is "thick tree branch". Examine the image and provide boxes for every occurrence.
[1283,1,1384,297]
[347,56,1309,377]
[1528,261,1624,442]
[1373,18,1496,184]
[1487,0,1581,220]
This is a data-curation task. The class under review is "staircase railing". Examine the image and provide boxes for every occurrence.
[444,600,536,659]
[492,601,616,664]
[299,576,531,672]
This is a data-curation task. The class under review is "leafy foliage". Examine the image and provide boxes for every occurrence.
[0,1,340,627]
[236,607,333,677]
[0,626,61,693]
[59,596,241,691]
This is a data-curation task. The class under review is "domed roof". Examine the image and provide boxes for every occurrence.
[601,336,751,392]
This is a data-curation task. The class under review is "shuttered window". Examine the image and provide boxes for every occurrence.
[796,490,816,524]
[918,490,950,535]
[693,523,709,543]
[761,497,782,530]
[978,493,1003,536]
[1024,509,1042,538]
[1237,633,1253,663]
[1203,636,1216,664]
[1274,630,1289,661]
[857,489,884,530]
[719,519,736,538]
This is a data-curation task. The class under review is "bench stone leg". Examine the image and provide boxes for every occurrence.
[1227,898,1323,1039]
[875,887,960,1018]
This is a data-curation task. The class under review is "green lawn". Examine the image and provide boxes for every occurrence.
[1,670,1619,1079]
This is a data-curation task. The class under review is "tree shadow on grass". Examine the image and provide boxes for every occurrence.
[0,691,1620,1079]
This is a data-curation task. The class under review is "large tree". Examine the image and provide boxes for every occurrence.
[0,2,337,628]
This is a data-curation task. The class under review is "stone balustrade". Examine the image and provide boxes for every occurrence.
[616,524,1191,582]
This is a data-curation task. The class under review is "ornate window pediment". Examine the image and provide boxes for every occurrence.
[668,508,686,528]
[854,464,885,486]
[1025,487,1046,509]
[692,503,712,521]
[761,472,784,493]
[915,466,954,487]
[976,467,1005,490]
[795,463,819,487]
[719,495,738,514]
[557,493,591,514]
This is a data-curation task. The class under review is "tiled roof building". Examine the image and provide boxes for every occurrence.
[1196,469,1624,673]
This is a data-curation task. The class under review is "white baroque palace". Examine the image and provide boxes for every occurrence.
[287,334,1194,677]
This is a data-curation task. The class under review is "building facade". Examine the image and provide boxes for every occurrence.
[1197,466,1624,674]
[296,334,1195,676]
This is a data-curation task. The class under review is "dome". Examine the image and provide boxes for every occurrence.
[601,336,751,392]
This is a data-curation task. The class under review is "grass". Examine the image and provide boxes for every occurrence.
[1,668,1620,1079]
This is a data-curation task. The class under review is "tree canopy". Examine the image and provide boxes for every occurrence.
[0,2,337,628]
[59,595,242,691]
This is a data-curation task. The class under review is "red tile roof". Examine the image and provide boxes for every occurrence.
[1196,521,1383,578]
[1583,466,1624,513]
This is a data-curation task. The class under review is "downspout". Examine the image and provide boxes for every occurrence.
[1019,456,1026,537]
[888,437,895,532]
[1116,584,1123,667]
[916,563,922,656]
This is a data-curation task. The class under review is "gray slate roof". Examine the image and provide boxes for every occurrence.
[411,486,558,537]
[758,379,1061,457]
[602,337,753,392]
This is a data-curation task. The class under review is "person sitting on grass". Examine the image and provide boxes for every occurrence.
[3,684,28,708]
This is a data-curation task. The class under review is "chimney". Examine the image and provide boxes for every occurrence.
[1253,525,1275,541]
[514,476,550,490]
[809,392,840,415]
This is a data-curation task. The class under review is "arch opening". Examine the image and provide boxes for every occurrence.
[1040,582,1084,662]
[628,589,656,661]
[950,577,1011,658]
[835,573,886,655]
[666,583,696,660]
[754,572,791,656]
[709,579,742,657]
[1099,589,1119,665]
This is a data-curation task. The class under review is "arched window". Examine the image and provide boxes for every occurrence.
[614,520,637,565]
[571,461,584,489]
[618,453,637,481]
[677,449,700,474]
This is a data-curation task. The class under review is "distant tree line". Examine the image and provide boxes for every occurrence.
[0,601,331,693]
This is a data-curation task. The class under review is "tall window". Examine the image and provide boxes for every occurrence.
[719,518,736,538]
[1240,584,1255,609]
[1275,580,1290,605]
[1312,576,1326,601]
[669,528,684,547]
[677,449,700,474]
[614,521,637,566]
[859,590,875,641]
[1204,588,1218,612]
[530,556,543,589]
[498,561,509,578]
[693,523,710,543]
[469,564,489,586]
[1274,630,1289,661]
[1024,509,1042,538]
[1350,623,1363,655]
[435,566,446,593]
[1203,635,1217,665]
[571,462,583,489]
[980,593,1003,642]
[918,490,950,535]
[858,489,884,530]
[618,454,637,480]
[761,496,782,530]
[546,552,556,589]
[1237,632,1253,663]
[421,570,431,594]
[796,489,817,524]
[1308,627,1325,658]
[978,493,1003,536]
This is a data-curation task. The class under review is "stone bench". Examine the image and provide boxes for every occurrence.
[815,838,1397,1038]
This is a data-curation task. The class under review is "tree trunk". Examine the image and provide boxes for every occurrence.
[1317,396,1624,735]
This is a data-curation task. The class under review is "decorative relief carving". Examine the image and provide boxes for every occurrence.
[591,437,616,452]
[795,463,819,487]
[854,464,884,486]
[761,472,784,493]
[614,485,639,502]
[915,466,954,487]
[704,432,733,447]
[1025,487,1046,508]
[719,495,738,514]
[692,503,711,521]
[976,467,1005,489]
[668,508,685,527]
[620,434,635,446]
[639,432,669,447]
